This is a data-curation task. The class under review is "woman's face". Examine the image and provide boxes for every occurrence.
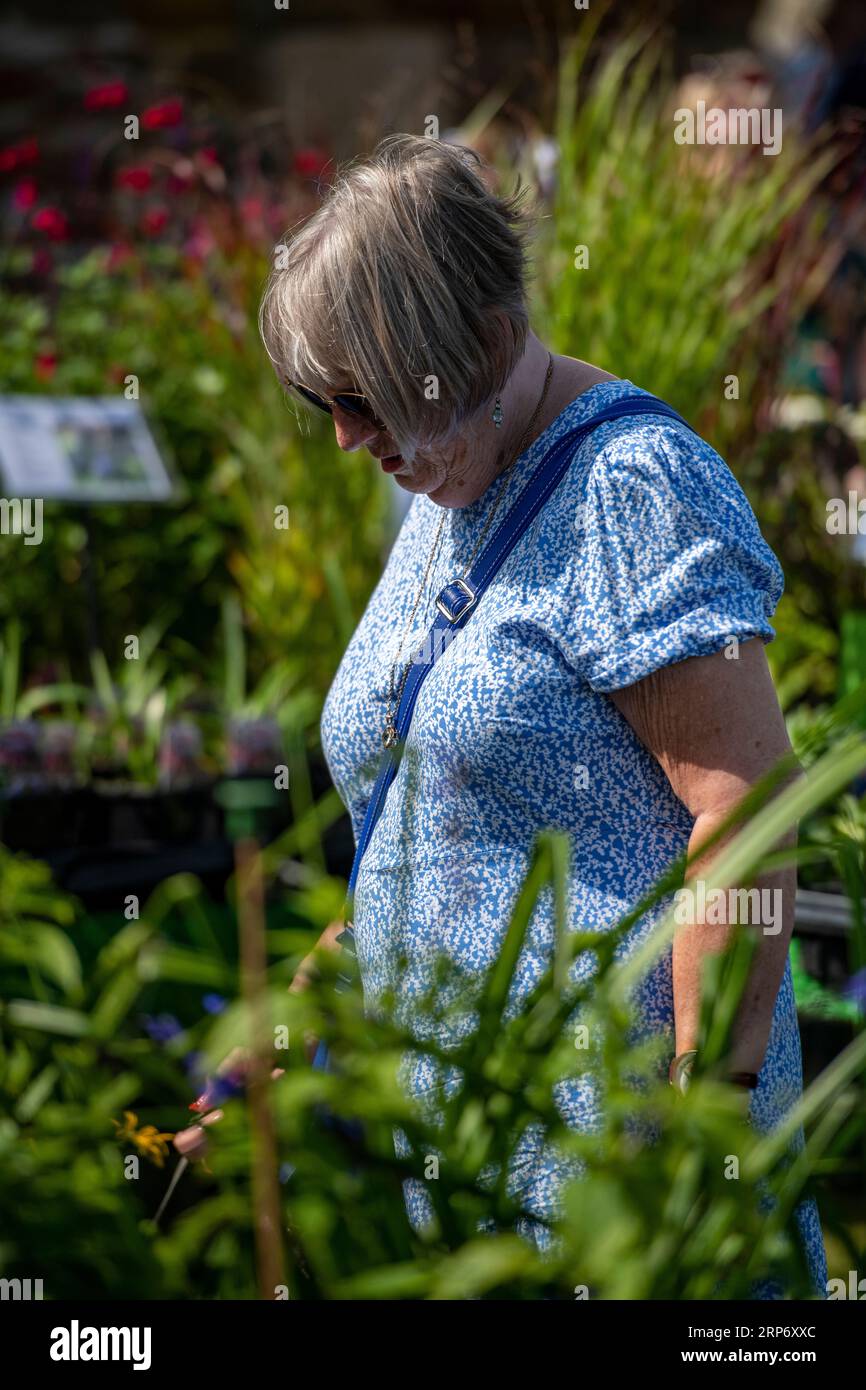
[330,398,481,508]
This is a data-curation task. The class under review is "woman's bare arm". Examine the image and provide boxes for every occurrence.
[608,638,800,1074]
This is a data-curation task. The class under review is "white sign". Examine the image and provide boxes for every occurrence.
[0,396,176,503]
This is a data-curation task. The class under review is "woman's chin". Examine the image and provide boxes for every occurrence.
[392,469,428,493]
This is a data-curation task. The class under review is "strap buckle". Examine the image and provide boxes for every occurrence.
[435,577,477,623]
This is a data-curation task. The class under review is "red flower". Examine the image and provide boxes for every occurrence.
[35,353,57,381]
[141,206,169,236]
[141,99,183,131]
[240,196,264,225]
[85,81,128,111]
[31,248,52,275]
[167,157,195,194]
[116,165,152,192]
[293,147,331,180]
[12,178,37,211]
[0,138,38,173]
[32,206,69,241]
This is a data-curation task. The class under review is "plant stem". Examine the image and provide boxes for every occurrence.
[236,833,285,1299]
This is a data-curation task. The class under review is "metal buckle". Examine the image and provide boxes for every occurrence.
[435,577,477,623]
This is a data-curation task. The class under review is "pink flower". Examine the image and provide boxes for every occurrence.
[240,196,264,226]
[0,138,38,173]
[141,99,183,131]
[106,241,134,271]
[32,206,69,240]
[12,178,37,211]
[84,81,128,111]
[141,206,169,236]
[183,219,216,261]
[116,165,153,192]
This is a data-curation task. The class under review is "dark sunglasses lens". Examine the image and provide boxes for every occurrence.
[334,394,380,425]
[288,381,383,429]
[292,383,332,415]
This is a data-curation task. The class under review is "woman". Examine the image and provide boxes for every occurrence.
[257,134,825,1294]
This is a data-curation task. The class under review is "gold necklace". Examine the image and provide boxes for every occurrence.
[382,351,555,748]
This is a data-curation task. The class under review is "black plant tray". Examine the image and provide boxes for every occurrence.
[42,836,237,911]
[0,769,356,908]
[0,783,221,855]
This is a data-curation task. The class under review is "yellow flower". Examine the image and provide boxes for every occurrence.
[112,1111,175,1168]
[111,1110,138,1139]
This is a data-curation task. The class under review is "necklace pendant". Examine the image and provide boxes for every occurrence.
[382,719,399,749]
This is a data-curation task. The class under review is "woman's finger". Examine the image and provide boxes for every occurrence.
[174,1124,209,1158]
[288,966,315,995]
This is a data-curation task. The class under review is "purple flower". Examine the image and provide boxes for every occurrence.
[843,968,866,1013]
[142,1013,183,1043]
[206,1073,245,1105]
[202,993,227,1015]
[183,1050,205,1080]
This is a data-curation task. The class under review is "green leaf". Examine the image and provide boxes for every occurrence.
[3,1000,89,1036]
[15,1065,59,1122]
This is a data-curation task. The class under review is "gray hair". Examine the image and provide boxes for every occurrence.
[258,133,534,458]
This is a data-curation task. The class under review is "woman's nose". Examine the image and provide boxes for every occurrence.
[332,403,380,454]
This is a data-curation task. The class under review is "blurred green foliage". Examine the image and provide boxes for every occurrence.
[533,31,832,443]
[0,30,860,731]
[0,244,391,743]
[0,714,864,1299]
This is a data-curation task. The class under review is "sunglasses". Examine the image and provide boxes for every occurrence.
[285,378,385,430]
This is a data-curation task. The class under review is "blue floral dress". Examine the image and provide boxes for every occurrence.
[320,377,827,1296]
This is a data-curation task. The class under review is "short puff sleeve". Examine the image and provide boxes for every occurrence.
[556,417,784,692]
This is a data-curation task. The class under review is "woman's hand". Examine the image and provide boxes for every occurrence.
[172,1047,286,1160]
[289,919,347,1062]
[172,922,347,1159]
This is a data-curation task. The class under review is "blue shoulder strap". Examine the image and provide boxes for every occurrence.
[313,392,698,1067]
